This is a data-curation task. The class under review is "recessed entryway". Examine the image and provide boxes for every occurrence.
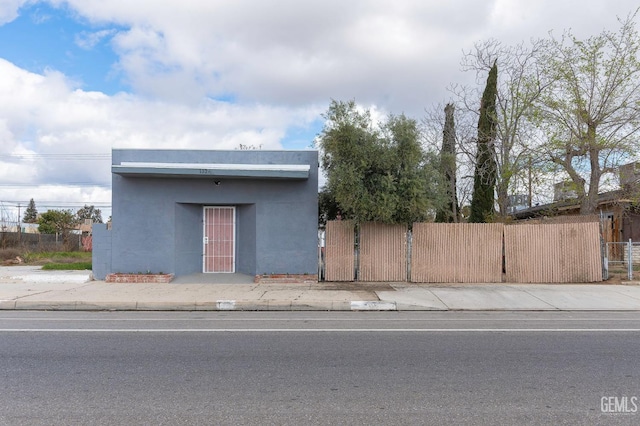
[203,206,235,273]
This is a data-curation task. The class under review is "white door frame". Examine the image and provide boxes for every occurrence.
[202,206,236,273]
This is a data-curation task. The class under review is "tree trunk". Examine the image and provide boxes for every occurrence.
[496,177,509,217]
[581,146,601,214]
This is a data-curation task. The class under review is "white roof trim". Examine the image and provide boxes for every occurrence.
[112,162,310,180]
[119,162,310,172]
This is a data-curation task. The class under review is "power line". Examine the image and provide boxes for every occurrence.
[1,200,111,206]
[0,183,111,188]
[0,154,111,160]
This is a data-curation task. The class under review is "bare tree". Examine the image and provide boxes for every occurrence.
[532,11,640,214]
[451,38,551,216]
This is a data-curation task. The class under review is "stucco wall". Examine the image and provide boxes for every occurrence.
[92,223,112,279]
[97,149,318,278]
[174,203,202,276]
[236,204,257,275]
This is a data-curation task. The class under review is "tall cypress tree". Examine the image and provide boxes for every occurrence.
[435,103,459,222]
[469,61,498,223]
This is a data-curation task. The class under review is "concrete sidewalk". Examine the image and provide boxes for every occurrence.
[1,266,640,311]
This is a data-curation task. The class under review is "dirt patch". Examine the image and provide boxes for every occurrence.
[603,272,640,285]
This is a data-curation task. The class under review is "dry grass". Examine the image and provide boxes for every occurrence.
[0,248,92,269]
[21,251,91,265]
[0,248,22,261]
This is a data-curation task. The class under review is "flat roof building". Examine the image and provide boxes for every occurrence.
[92,149,319,281]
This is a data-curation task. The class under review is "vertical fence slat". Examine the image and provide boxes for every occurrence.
[324,221,355,281]
[410,223,503,283]
[359,222,407,281]
[323,221,604,284]
[504,222,602,283]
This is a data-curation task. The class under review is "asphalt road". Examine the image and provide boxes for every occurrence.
[1,311,639,425]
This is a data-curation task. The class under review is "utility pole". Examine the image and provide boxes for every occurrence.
[17,203,21,242]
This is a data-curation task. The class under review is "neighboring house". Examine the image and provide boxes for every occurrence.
[78,219,94,234]
[511,163,640,244]
[512,188,640,242]
[0,223,39,233]
[69,220,94,235]
[22,223,40,234]
[92,149,319,280]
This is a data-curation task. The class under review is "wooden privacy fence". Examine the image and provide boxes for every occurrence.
[504,222,602,283]
[359,222,407,281]
[323,220,603,283]
[411,223,503,283]
[324,220,355,281]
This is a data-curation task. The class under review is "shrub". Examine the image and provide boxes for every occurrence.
[0,248,21,261]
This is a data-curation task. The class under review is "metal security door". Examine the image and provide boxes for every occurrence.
[203,206,236,273]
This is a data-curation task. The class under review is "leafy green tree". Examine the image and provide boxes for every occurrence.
[469,62,498,223]
[38,209,78,234]
[317,100,441,225]
[23,198,38,223]
[532,11,640,214]
[318,187,341,227]
[76,205,103,224]
[435,103,459,222]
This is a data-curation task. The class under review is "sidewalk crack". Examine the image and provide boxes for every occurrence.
[517,286,559,310]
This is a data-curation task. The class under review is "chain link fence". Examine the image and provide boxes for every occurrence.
[0,231,82,251]
[605,240,640,281]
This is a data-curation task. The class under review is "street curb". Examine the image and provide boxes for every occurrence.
[2,299,640,312]
[2,303,640,311]
[393,303,448,311]
[0,300,384,311]
[0,300,17,309]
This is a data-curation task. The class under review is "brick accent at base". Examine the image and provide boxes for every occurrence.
[106,273,175,283]
[254,274,318,284]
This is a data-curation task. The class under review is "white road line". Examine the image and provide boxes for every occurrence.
[2,317,640,322]
[1,328,640,332]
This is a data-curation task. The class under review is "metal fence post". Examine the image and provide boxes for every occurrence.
[629,239,633,281]
[406,229,412,282]
[603,241,609,281]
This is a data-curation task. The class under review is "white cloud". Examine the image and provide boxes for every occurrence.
[28,0,639,111]
[2,0,640,211]
[0,58,323,209]
[74,28,117,50]
[0,0,29,25]
[34,0,632,117]
[50,0,496,111]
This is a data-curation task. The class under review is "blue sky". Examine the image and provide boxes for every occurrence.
[0,0,638,222]
[0,2,123,94]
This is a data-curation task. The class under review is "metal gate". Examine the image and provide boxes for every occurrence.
[203,206,235,273]
[359,222,408,282]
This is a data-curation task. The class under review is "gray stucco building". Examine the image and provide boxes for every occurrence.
[92,149,319,280]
